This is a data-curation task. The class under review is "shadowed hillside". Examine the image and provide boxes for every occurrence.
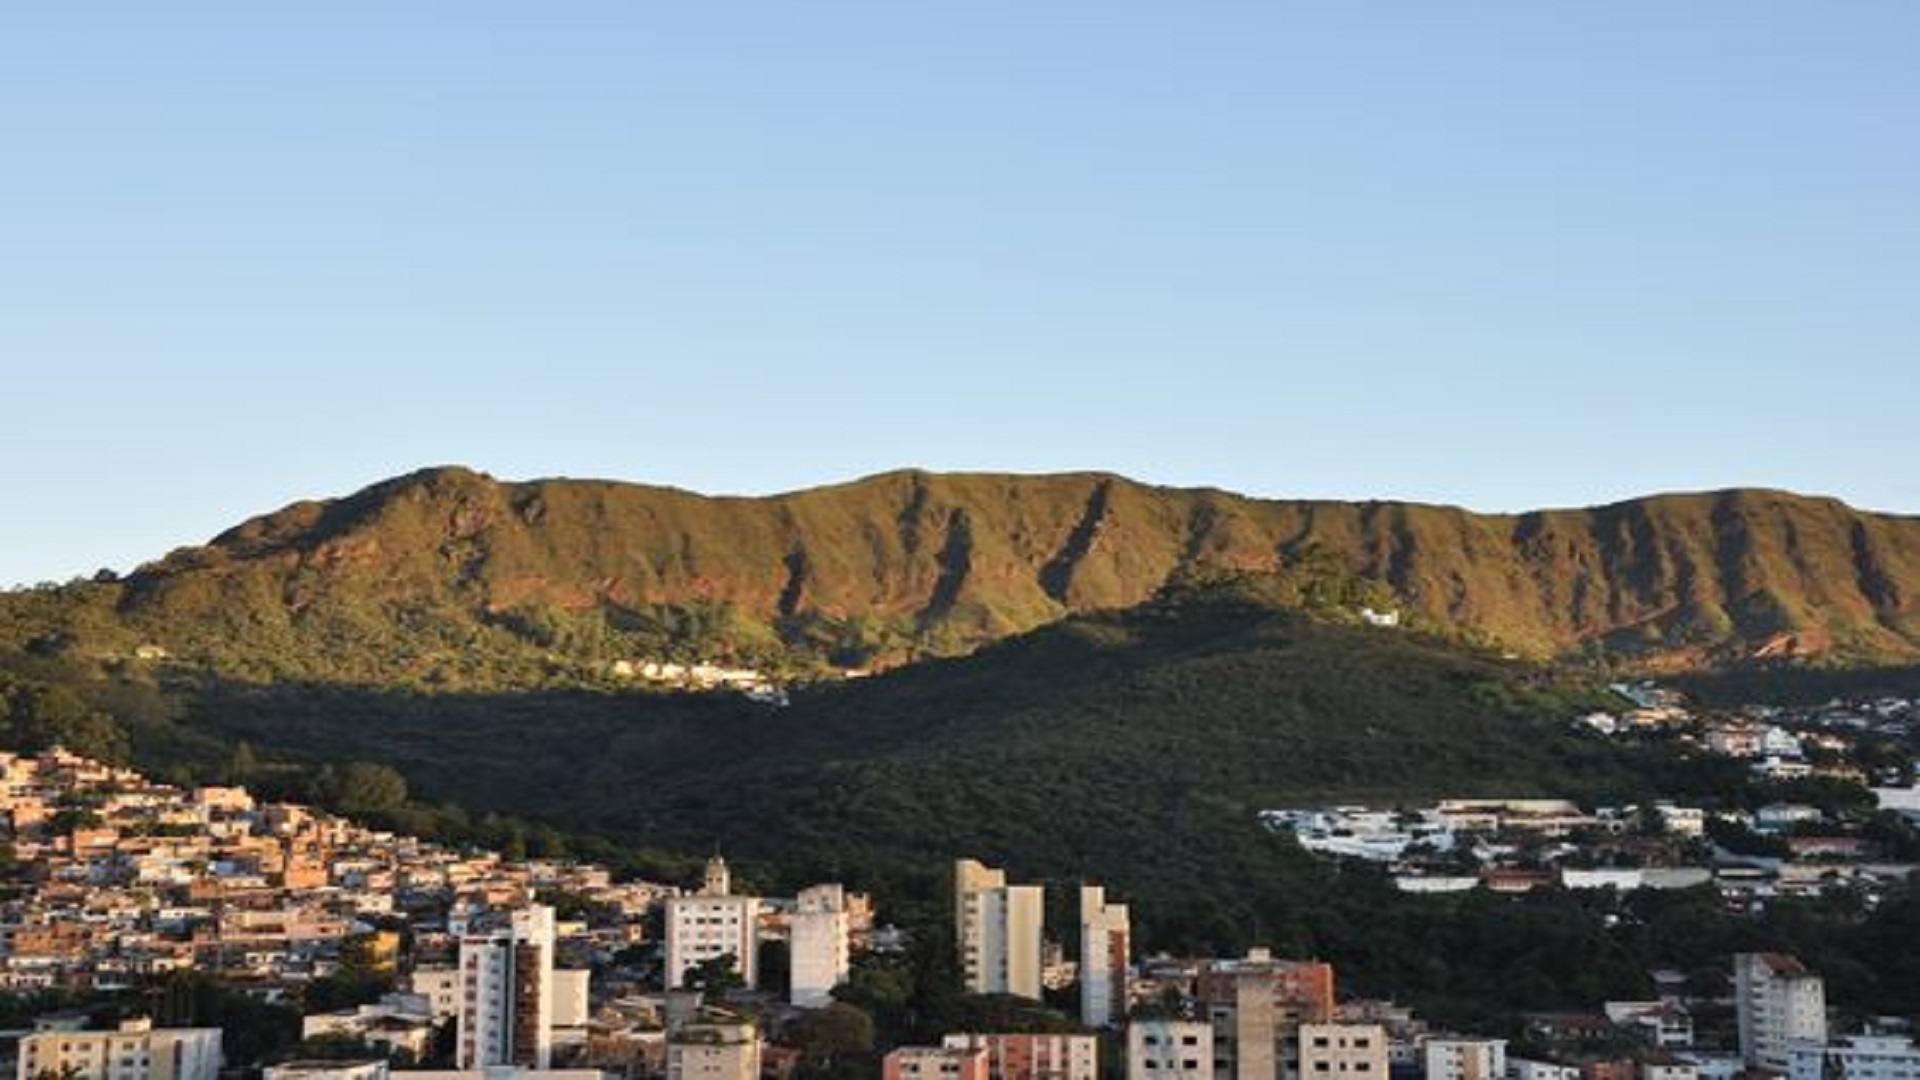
[4,467,1917,683]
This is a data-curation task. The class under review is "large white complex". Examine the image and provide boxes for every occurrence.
[665,857,761,990]
[456,905,558,1070]
[1734,953,1827,1070]
[1079,884,1130,1029]
[954,859,1044,1000]
[17,1019,222,1080]
[789,883,852,1008]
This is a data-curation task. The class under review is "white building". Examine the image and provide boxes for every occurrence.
[665,860,761,991]
[1079,885,1130,1029]
[1734,953,1827,1070]
[456,905,558,1070]
[1127,1020,1212,1080]
[1424,1038,1507,1080]
[789,884,852,1009]
[955,859,1044,999]
[1788,1035,1920,1080]
[17,1019,222,1080]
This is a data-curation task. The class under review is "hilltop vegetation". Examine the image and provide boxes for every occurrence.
[3,468,1918,687]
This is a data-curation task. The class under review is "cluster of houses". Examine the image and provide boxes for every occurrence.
[1263,795,1917,904]
[0,748,888,1079]
[1579,686,1917,789]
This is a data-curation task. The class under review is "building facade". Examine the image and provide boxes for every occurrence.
[1079,885,1130,1029]
[1734,953,1827,1070]
[885,1046,991,1080]
[789,884,851,1009]
[1127,1020,1213,1080]
[941,1033,1099,1080]
[955,859,1044,1000]
[456,905,557,1070]
[666,862,761,992]
[17,1019,222,1080]
[1423,1039,1507,1080]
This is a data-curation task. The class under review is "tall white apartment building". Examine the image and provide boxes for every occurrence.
[1080,885,1130,1029]
[789,883,852,1008]
[1423,1038,1507,1080]
[1298,1024,1389,1080]
[18,1019,222,1080]
[955,859,1044,1000]
[666,857,760,990]
[456,905,557,1069]
[1127,1019,1213,1080]
[1734,953,1827,1070]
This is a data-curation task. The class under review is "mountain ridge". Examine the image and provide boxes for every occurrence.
[7,466,1919,681]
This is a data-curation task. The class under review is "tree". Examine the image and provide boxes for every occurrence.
[226,742,260,785]
[330,762,408,814]
[785,1003,874,1072]
[682,953,744,994]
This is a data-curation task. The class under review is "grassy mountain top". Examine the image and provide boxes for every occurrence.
[4,467,1918,684]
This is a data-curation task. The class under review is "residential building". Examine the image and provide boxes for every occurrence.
[1298,1024,1388,1080]
[1508,1059,1581,1080]
[789,884,851,1009]
[1127,1020,1212,1080]
[1198,951,1337,1080]
[1080,885,1130,1029]
[941,1032,1099,1080]
[1424,1038,1507,1080]
[664,1019,761,1080]
[456,905,558,1070]
[886,1046,991,1080]
[1733,953,1826,1070]
[665,860,761,991]
[17,1018,222,1080]
[955,859,1044,1000]
[1788,1035,1920,1080]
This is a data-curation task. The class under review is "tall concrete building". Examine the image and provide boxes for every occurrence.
[456,905,558,1069]
[1198,951,1337,1080]
[1127,1019,1214,1080]
[789,883,852,1008]
[955,859,1044,999]
[666,857,761,990]
[1079,885,1130,1029]
[1734,953,1827,1070]
[18,1019,222,1080]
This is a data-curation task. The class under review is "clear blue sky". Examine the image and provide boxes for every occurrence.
[3,2,1917,586]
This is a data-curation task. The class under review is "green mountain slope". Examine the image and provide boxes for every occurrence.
[5,467,1919,682]
[171,584,1702,944]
